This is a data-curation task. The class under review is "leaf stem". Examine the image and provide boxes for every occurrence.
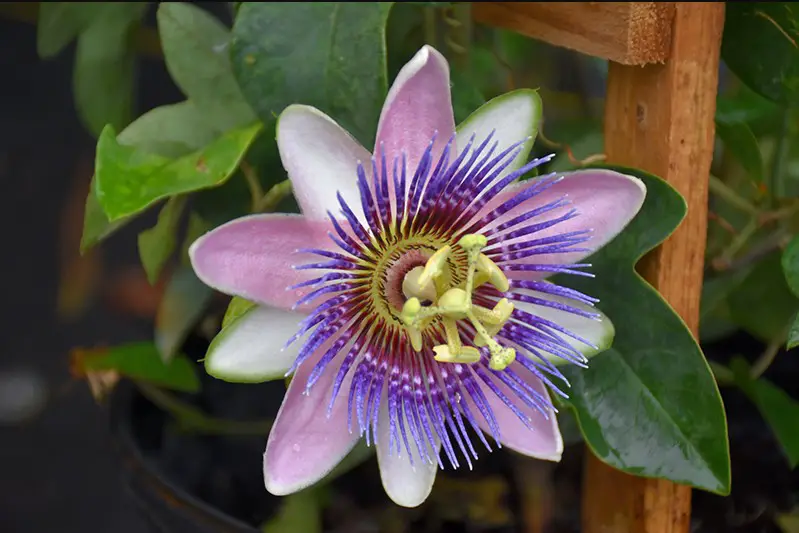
[712,217,759,271]
[135,381,273,435]
[255,180,292,212]
[769,110,791,201]
[241,160,263,214]
[750,327,788,379]
[708,174,759,215]
[709,361,734,386]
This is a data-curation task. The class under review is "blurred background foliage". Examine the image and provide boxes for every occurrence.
[4,1,799,531]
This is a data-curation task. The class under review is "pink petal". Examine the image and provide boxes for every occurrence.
[480,169,646,278]
[475,366,563,460]
[189,213,333,312]
[277,105,372,222]
[375,45,455,175]
[375,400,439,507]
[263,342,359,495]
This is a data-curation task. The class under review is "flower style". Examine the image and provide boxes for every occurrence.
[189,45,646,508]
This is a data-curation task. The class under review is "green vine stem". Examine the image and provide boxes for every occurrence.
[769,111,791,201]
[708,174,759,215]
[135,381,273,436]
[750,324,789,380]
[256,180,293,212]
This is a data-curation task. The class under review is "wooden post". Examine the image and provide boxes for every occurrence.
[582,3,725,533]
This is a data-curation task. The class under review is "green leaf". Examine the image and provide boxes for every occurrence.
[450,69,485,125]
[222,296,257,329]
[80,342,200,392]
[549,131,604,173]
[79,98,234,253]
[80,179,127,253]
[699,268,752,343]
[231,2,393,145]
[722,3,799,105]
[117,101,221,158]
[782,234,799,296]
[788,311,799,350]
[728,251,799,341]
[731,357,799,468]
[37,2,105,58]
[716,84,781,125]
[180,211,212,265]
[137,196,186,284]
[94,122,262,221]
[155,268,214,362]
[157,2,255,131]
[73,3,147,136]
[558,166,730,494]
[715,119,765,183]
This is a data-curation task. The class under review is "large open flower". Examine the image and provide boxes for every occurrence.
[189,45,646,508]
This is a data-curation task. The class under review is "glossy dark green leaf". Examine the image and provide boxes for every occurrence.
[716,84,781,125]
[137,196,186,284]
[728,251,799,341]
[722,3,799,105]
[80,342,200,392]
[231,2,393,145]
[155,267,214,362]
[94,122,262,221]
[715,119,765,183]
[782,234,799,296]
[731,357,799,468]
[73,3,147,136]
[558,166,730,494]
[157,2,255,131]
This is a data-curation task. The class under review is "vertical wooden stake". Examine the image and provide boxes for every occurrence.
[582,3,725,533]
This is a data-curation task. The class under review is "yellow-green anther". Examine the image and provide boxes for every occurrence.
[433,344,481,364]
[458,233,487,251]
[472,299,514,346]
[417,245,451,288]
[401,297,421,326]
[488,345,516,370]
[402,266,437,302]
[437,288,470,318]
[399,235,515,367]
[476,253,510,292]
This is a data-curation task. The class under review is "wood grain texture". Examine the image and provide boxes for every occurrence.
[582,3,725,533]
[472,2,675,65]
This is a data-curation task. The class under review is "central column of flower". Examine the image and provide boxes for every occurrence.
[400,234,517,370]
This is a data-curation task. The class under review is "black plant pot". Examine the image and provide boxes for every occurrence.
[109,379,262,533]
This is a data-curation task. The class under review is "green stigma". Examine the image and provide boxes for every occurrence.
[400,233,516,371]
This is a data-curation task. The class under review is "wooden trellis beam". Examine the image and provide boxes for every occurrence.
[473,2,675,65]
[474,2,726,532]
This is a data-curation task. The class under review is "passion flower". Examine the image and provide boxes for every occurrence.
[190,45,646,507]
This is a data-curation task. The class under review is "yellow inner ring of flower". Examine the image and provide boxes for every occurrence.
[366,232,517,371]
[369,234,462,325]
